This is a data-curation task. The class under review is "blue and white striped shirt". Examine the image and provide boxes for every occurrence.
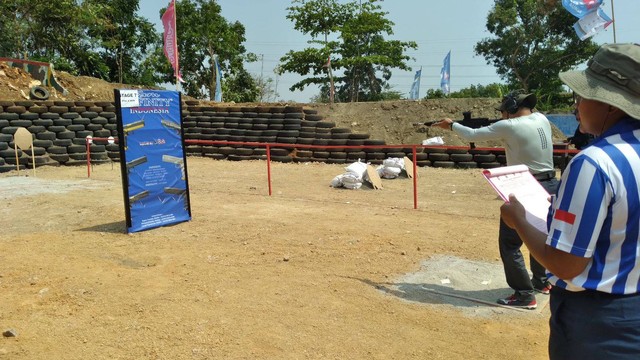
[547,117,640,294]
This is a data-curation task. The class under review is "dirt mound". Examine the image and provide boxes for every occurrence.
[309,100,569,146]
[0,61,568,146]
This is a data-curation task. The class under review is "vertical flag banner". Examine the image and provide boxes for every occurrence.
[213,54,223,102]
[562,0,603,18]
[115,89,192,233]
[573,7,612,40]
[409,68,422,100]
[162,0,183,83]
[562,0,612,40]
[440,51,451,95]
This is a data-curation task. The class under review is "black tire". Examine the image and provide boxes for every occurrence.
[53,138,73,147]
[271,155,293,163]
[40,112,60,120]
[305,114,323,121]
[347,151,367,160]
[386,152,407,158]
[474,154,497,163]
[24,147,46,156]
[47,146,68,154]
[10,119,33,127]
[366,152,386,160]
[0,113,19,121]
[29,86,50,101]
[432,161,456,168]
[27,125,47,134]
[446,148,470,155]
[53,118,73,126]
[428,153,450,161]
[456,161,478,169]
[90,152,109,160]
[49,153,69,163]
[450,153,474,162]
[67,144,87,154]
[33,139,53,148]
[19,112,39,120]
[479,162,502,169]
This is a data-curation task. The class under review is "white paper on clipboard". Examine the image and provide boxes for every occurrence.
[482,164,551,233]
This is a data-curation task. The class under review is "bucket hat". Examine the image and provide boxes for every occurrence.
[559,43,640,120]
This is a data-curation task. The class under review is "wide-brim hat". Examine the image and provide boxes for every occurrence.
[495,92,537,111]
[516,93,537,109]
[559,43,640,120]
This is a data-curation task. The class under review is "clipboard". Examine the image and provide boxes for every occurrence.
[482,164,551,233]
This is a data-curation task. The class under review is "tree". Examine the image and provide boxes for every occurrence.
[155,0,258,101]
[255,75,278,103]
[0,0,96,70]
[280,0,417,102]
[448,83,506,99]
[84,0,159,85]
[475,0,599,99]
[424,89,446,99]
[0,0,157,83]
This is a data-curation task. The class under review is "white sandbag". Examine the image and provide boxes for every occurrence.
[345,161,367,178]
[382,157,404,169]
[330,174,344,188]
[422,136,444,145]
[378,166,402,179]
[341,173,363,189]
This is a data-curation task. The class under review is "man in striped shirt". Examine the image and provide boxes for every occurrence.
[501,43,640,359]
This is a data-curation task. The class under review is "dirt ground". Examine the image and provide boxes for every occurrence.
[0,60,560,359]
[0,158,552,360]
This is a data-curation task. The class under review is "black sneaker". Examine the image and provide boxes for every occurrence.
[534,282,552,295]
[497,294,537,310]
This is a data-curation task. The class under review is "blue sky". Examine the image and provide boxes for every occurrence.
[139,0,637,102]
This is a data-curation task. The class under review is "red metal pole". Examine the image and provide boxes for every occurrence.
[412,146,418,209]
[266,144,272,196]
[86,137,91,178]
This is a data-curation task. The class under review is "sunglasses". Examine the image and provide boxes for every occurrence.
[573,92,583,105]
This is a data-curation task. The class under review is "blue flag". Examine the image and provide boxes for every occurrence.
[213,55,222,102]
[573,6,612,40]
[409,68,422,100]
[440,51,451,95]
[562,0,603,18]
[562,0,612,41]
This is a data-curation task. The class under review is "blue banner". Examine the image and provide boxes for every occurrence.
[562,0,603,18]
[116,89,191,233]
[214,55,223,102]
[440,51,451,95]
[409,68,421,100]
[572,6,613,40]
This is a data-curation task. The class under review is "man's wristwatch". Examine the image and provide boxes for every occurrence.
[449,122,453,130]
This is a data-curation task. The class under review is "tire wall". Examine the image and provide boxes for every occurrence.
[0,100,574,173]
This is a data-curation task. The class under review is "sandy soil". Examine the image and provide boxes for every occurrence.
[0,158,551,360]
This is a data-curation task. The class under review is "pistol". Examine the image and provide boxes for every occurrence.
[122,120,145,149]
[129,190,149,205]
[161,119,181,132]
[126,156,147,173]
[162,154,185,180]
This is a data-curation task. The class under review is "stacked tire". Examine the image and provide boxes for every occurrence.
[0,100,117,172]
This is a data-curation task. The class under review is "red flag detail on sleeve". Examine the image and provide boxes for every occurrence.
[554,209,576,225]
